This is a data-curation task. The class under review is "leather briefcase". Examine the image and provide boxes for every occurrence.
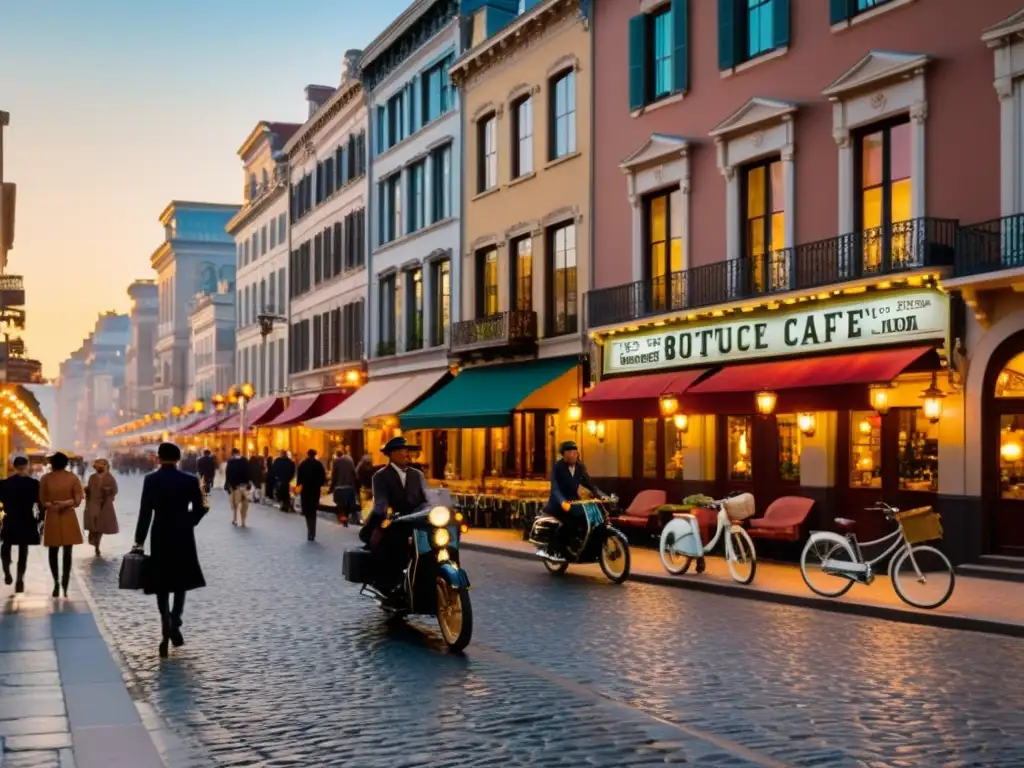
[118,551,148,591]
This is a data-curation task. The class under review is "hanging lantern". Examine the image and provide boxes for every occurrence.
[567,398,582,422]
[755,389,777,416]
[585,420,598,436]
[673,413,688,432]
[920,373,946,424]
[659,393,678,416]
[858,418,873,435]
[797,412,816,437]
[1001,438,1023,462]
[595,421,606,442]
[869,384,892,415]
[240,382,255,400]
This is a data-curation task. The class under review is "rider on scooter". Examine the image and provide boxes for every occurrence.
[542,440,605,563]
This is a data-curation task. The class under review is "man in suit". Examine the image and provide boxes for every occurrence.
[270,450,296,512]
[224,448,251,527]
[296,449,327,542]
[542,440,605,562]
[0,455,42,594]
[134,442,209,659]
[330,449,358,526]
[359,437,431,601]
[197,449,216,494]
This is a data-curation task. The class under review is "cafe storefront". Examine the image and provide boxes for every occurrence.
[582,280,971,559]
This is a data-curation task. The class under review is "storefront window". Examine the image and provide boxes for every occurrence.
[897,409,937,492]
[581,420,633,478]
[1000,414,1024,499]
[451,428,485,481]
[664,418,687,481]
[776,414,802,483]
[850,411,882,489]
[489,427,510,476]
[642,418,657,478]
[996,352,1024,398]
[727,416,752,482]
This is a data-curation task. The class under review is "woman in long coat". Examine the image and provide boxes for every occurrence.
[84,458,119,557]
[39,452,84,598]
[1,455,42,593]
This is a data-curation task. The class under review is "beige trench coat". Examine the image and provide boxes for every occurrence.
[84,471,119,535]
[40,469,84,547]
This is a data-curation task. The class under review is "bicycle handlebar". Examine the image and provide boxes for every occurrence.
[867,502,899,517]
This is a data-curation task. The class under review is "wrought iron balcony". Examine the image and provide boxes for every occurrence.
[449,310,538,357]
[587,217,957,328]
[955,213,1024,278]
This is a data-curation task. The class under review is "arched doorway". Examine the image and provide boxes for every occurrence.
[982,329,1024,555]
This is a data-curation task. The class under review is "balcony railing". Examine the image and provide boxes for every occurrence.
[956,213,1024,278]
[450,310,538,356]
[587,217,957,328]
[376,340,396,357]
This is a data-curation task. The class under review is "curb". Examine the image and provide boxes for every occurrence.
[459,540,1024,640]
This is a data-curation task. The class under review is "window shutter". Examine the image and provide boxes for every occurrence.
[830,0,851,25]
[628,14,647,111]
[717,0,736,71]
[671,0,689,93]
[772,0,790,48]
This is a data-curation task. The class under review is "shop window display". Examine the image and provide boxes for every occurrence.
[850,411,882,489]
[581,420,633,478]
[776,414,802,482]
[642,419,658,478]
[664,418,687,482]
[1000,415,1024,500]
[727,416,752,482]
[995,353,1024,398]
[897,409,937,492]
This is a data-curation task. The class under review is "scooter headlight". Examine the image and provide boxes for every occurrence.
[427,506,451,528]
[432,527,451,548]
[437,548,451,562]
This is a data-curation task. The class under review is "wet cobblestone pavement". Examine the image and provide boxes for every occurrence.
[63,474,1024,767]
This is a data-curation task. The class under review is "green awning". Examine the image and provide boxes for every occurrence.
[399,356,578,430]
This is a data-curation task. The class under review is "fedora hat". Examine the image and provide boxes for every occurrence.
[381,436,420,455]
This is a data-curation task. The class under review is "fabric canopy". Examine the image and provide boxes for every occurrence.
[581,368,708,420]
[217,397,285,431]
[170,414,206,435]
[180,411,233,436]
[363,370,449,423]
[399,356,578,430]
[264,392,349,428]
[304,375,412,432]
[687,346,934,394]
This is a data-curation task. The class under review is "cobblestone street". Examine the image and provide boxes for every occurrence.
[67,475,1024,767]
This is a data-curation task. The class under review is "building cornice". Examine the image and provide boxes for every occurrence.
[226,182,287,235]
[284,81,365,160]
[450,0,582,89]
[158,200,240,226]
[362,0,437,67]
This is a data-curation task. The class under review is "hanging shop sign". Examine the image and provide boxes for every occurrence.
[603,288,948,375]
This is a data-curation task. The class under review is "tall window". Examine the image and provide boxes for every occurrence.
[423,55,453,123]
[742,158,784,289]
[431,259,450,347]
[408,160,426,233]
[430,143,452,222]
[477,248,499,317]
[390,175,402,242]
[512,96,533,178]
[728,416,753,482]
[645,188,683,312]
[649,8,672,101]
[857,118,911,270]
[378,275,396,355]
[746,0,774,59]
[549,222,577,336]
[387,92,404,147]
[550,70,577,160]
[406,268,423,351]
[478,115,497,192]
[511,235,533,311]
[850,412,882,489]
[776,414,802,482]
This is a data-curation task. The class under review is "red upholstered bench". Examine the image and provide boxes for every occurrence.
[613,490,668,533]
[746,496,815,542]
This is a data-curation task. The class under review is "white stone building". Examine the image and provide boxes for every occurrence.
[123,280,158,419]
[187,291,236,404]
[227,121,300,399]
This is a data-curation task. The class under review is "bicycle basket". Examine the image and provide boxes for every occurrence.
[896,506,943,544]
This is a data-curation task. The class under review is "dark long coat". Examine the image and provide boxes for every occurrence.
[134,466,208,595]
[0,474,42,546]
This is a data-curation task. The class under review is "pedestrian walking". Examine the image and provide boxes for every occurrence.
[270,449,296,512]
[39,452,84,598]
[0,455,42,594]
[225,448,251,527]
[247,451,265,503]
[356,454,374,516]
[133,442,209,659]
[84,458,119,557]
[197,449,216,494]
[297,449,327,542]
[330,449,359,526]
[262,448,273,504]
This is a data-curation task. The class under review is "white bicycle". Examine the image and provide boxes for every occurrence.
[799,502,955,609]
[658,494,757,585]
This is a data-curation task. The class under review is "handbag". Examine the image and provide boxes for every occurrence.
[118,551,149,591]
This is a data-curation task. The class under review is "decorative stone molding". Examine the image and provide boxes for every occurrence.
[472,101,500,122]
[546,53,581,79]
[983,11,1024,215]
[469,234,500,252]
[505,220,540,240]
[542,205,580,228]
[423,247,452,264]
[507,82,537,102]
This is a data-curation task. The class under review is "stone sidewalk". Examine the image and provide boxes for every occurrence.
[0,553,167,768]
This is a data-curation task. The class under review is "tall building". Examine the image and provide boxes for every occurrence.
[188,290,236,404]
[79,312,129,453]
[54,347,86,452]
[151,201,239,412]
[123,279,158,419]
[227,120,300,400]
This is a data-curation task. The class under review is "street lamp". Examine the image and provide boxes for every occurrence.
[212,394,226,412]
[257,310,287,395]
[237,381,254,452]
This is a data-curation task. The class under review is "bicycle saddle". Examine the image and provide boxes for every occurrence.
[833,517,857,530]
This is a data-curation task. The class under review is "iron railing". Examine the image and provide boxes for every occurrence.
[586,217,957,327]
[956,213,1024,277]
[450,310,537,355]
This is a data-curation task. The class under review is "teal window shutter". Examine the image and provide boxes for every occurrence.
[772,0,790,48]
[671,0,689,93]
[717,0,735,71]
[830,0,851,25]
[628,14,647,111]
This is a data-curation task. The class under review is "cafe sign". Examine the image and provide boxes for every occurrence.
[603,288,949,375]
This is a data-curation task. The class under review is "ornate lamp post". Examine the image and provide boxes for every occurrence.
[238,381,255,452]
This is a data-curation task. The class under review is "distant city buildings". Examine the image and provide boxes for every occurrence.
[188,290,236,404]
[123,280,158,419]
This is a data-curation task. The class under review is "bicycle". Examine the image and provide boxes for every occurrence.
[658,493,757,585]
[799,502,955,609]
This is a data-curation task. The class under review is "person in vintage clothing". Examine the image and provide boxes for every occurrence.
[134,442,209,659]
[296,449,327,542]
[84,458,119,557]
[541,440,605,563]
[1,455,42,594]
[39,452,85,597]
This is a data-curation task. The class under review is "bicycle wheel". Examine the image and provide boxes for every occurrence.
[658,520,694,575]
[726,526,757,585]
[890,545,955,609]
[800,534,857,598]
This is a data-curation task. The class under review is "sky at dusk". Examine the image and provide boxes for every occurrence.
[0,0,410,378]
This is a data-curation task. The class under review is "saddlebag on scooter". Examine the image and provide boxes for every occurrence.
[670,514,705,557]
[343,548,374,584]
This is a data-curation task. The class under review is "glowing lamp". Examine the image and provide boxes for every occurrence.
[595,422,606,441]
[344,369,361,386]
[797,412,816,437]
[567,399,582,423]
[193,400,205,413]
[920,373,946,424]
[755,390,777,416]
[659,393,678,416]
[858,419,872,435]
[673,413,688,432]
[869,384,892,415]
[240,382,255,400]
[1001,440,1023,463]
[586,420,598,436]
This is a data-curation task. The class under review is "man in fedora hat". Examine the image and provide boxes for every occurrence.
[541,440,605,562]
[359,436,431,599]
